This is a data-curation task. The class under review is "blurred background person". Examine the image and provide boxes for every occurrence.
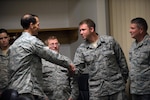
[0,28,10,97]
[42,36,79,100]
[0,89,18,100]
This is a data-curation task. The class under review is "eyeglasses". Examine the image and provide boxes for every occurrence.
[49,43,60,47]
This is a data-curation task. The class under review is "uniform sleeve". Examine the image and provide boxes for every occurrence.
[113,38,129,83]
[69,74,79,100]
[32,38,71,69]
[73,45,86,74]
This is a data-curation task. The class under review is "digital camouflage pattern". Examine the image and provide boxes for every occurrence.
[129,33,150,94]
[74,35,129,99]
[8,32,71,98]
[0,49,9,91]
[42,56,78,100]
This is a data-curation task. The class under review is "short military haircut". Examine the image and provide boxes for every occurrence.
[131,17,148,32]
[20,13,38,29]
[0,28,8,34]
[45,36,59,46]
[79,18,96,31]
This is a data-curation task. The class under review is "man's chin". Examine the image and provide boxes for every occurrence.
[34,32,38,36]
[82,37,86,40]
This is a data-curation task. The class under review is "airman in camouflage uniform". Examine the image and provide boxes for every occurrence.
[42,36,78,100]
[73,19,129,100]
[0,29,10,96]
[129,17,150,100]
[8,14,75,100]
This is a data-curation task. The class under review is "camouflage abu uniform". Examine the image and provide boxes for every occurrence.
[8,32,72,98]
[0,49,9,92]
[129,33,150,94]
[42,56,78,100]
[74,35,129,100]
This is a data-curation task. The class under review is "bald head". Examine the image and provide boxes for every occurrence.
[20,13,37,29]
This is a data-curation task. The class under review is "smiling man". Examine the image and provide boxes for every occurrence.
[129,17,150,100]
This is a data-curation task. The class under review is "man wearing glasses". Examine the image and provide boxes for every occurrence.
[42,36,79,100]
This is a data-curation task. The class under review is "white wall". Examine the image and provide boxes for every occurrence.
[0,0,69,29]
[0,0,108,59]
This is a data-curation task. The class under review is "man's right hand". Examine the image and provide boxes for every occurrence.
[69,64,76,73]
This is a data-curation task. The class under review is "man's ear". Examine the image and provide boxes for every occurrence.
[30,22,34,29]
[139,27,144,34]
[90,27,94,32]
